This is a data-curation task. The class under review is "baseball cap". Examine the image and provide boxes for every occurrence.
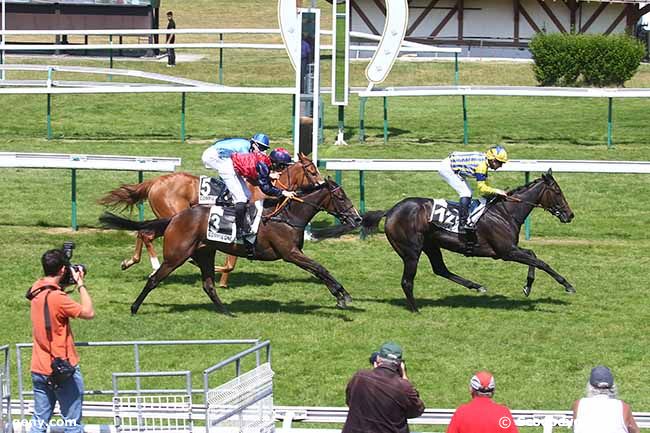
[378,342,403,361]
[589,366,614,389]
[470,371,496,392]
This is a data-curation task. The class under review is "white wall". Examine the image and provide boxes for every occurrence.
[352,0,630,44]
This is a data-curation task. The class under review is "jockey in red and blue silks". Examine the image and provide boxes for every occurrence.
[438,145,509,233]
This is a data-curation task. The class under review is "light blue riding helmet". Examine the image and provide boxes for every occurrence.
[250,133,270,151]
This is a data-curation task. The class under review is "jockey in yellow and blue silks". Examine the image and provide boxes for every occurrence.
[438,146,509,233]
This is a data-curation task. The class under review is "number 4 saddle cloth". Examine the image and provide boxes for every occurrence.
[206,201,263,244]
[428,198,488,233]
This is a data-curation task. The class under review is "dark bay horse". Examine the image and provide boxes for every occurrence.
[100,179,362,315]
[362,170,575,312]
[98,154,323,287]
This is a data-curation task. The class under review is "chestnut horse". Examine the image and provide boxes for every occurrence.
[361,170,575,312]
[98,154,323,287]
[100,179,362,315]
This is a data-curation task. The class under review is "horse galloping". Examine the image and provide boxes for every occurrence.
[362,170,575,312]
[98,154,324,287]
[100,179,362,315]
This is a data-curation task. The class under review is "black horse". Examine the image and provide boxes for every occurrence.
[100,179,362,316]
[362,170,575,312]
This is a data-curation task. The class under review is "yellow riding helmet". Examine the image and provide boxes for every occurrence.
[486,146,508,163]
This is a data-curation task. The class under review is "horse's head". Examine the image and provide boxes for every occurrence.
[538,169,574,223]
[320,178,363,227]
[277,153,324,191]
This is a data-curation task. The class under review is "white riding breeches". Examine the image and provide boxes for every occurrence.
[202,147,251,203]
[438,157,472,198]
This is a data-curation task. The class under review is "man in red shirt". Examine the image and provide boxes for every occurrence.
[446,371,519,433]
[27,248,95,433]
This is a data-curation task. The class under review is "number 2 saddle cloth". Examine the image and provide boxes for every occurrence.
[428,198,488,233]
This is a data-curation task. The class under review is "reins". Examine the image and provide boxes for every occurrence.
[504,191,564,218]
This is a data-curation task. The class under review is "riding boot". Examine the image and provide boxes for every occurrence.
[234,202,249,240]
[458,197,473,234]
[458,197,476,254]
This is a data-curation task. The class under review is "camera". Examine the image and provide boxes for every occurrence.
[60,241,87,287]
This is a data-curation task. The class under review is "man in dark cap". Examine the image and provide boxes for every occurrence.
[343,342,425,433]
[572,365,639,433]
[446,370,518,433]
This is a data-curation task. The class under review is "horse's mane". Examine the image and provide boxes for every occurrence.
[506,176,544,195]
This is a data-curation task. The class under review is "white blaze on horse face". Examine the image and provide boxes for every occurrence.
[278,0,300,71]
[365,0,408,84]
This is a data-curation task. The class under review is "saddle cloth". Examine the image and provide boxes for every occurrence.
[198,176,233,206]
[428,198,488,233]
[207,200,263,243]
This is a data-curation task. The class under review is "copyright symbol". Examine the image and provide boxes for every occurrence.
[498,417,512,429]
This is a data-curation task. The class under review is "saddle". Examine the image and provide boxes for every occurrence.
[206,201,263,245]
[198,176,233,206]
[428,198,487,234]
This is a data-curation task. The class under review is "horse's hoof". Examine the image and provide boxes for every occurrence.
[336,299,348,309]
[219,284,229,289]
[130,306,138,315]
[476,286,488,293]
[565,286,576,294]
[343,293,353,304]
[522,286,532,297]
[120,260,129,271]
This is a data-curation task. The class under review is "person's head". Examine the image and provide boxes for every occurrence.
[374,341,403,368]
[585,365,617,398]
[166,11,173,19]
[250,133,270,152]
[469,370,496,398]
[485,145,508,170]
[41,248,68,278]
[269,148,293,171]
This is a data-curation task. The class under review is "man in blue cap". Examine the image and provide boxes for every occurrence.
[343,342,425,433]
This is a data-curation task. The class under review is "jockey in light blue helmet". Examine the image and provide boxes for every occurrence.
[250,133,270,152]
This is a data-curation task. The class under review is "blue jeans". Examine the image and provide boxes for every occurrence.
[31,366,84,433]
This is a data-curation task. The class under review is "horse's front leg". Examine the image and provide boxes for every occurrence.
[503,247,575,295]
[281,248,351,309]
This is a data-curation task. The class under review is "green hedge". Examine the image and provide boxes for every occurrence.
[530,33,645,87]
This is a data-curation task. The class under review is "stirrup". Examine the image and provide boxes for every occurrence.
[243,238,255,260]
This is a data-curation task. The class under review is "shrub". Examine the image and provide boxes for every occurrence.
[530,33,645,87]
[530,33,580,86]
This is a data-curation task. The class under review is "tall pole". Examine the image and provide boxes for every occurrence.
[1,0,6,81]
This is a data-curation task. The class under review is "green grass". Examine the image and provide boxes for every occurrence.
[1,0,650,425]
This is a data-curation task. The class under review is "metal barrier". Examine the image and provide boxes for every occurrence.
[0,152,181,230]
[14,339,260,431]
[355,85,650,148]
[204,341,273,433]
[113,371,193,433]
[0,345,10,433]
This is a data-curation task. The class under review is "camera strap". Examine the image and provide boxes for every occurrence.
[27,285,68,362]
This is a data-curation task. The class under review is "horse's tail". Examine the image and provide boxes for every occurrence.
[99,212,171,238]
[98,179,156,211]
[361,210,387,237]
[311,223,358,240]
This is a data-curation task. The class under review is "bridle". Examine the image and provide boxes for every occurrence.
[273,158,323,191]
[262,180,357,226]
[504,181,567,218]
